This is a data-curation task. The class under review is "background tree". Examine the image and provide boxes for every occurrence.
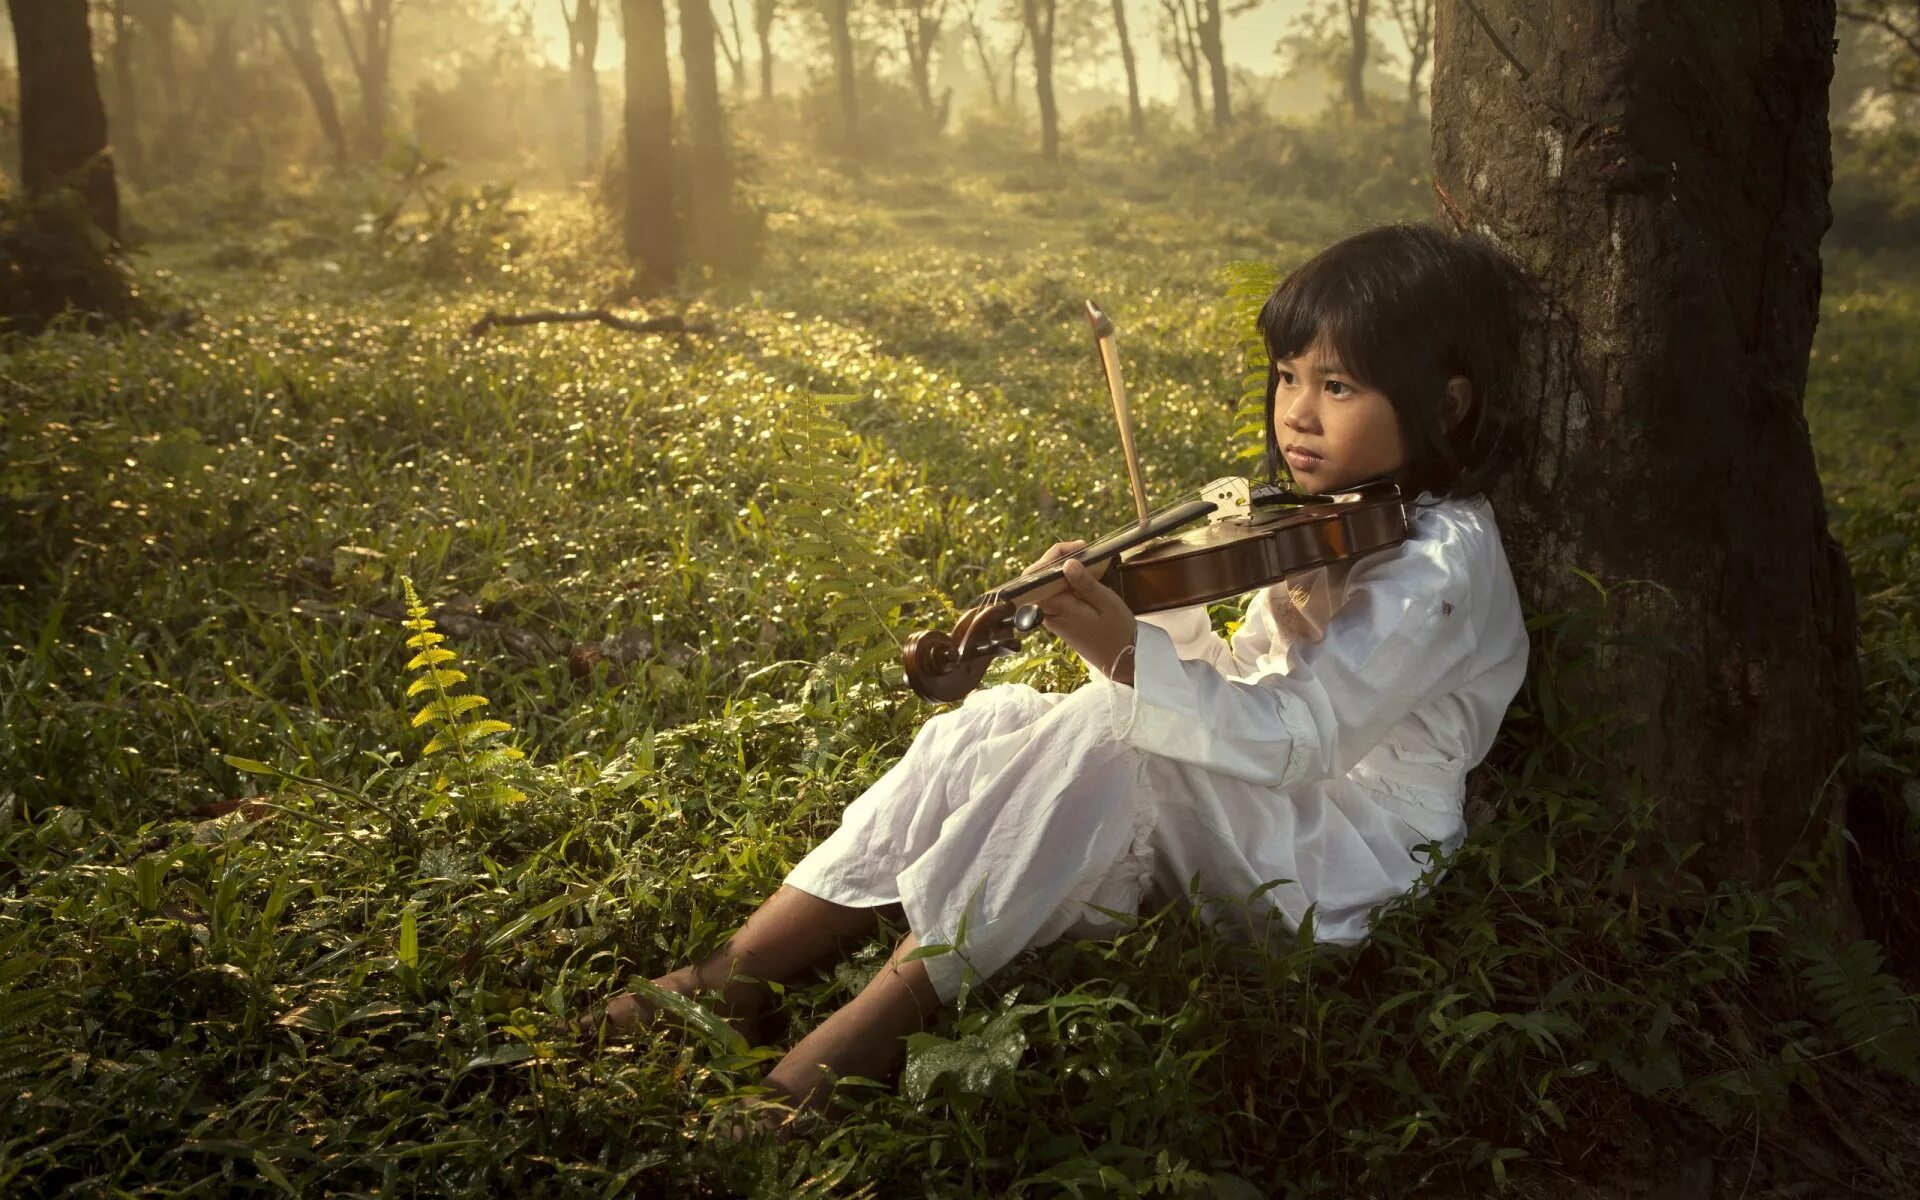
[1019,0,1057,158]
[1157,0,1204,129]
[560,0,602,178]
[1108,0,1143,140]
[108,0,141,184]
[679,0,731,249]
[1431,1,1859,896]
[328,0,401,156]
[960,0,1005,107]
[269,0,351,168]
[716,0,747,93]
[889,0,949,129]
[621,0,675,286]
[1382,0,1429,121]
[1195,0,1227,126]
[823,0,858,149]
[1839,1,1919,109]
[753,0,776,99]
[10,0,119,239]
[1340,0,1366,117]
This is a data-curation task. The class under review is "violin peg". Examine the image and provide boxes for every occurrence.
[1013,604,1045,634]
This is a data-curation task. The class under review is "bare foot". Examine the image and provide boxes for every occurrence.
[709,1086,821,1146]
[570,968,769,1048]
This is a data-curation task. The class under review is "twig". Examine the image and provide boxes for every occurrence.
[466,308,715,339]
[1462,0,1532,80]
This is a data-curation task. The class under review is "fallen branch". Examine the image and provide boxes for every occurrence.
[467,307,715,339]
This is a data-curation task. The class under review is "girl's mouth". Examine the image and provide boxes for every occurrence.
[1283,447,1324,471]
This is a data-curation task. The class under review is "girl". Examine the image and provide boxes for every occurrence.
[574,222,1534,1142]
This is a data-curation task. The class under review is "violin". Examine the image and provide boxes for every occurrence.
[900,301,1416,704]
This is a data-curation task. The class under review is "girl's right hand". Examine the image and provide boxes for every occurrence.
[1023,540,1086,575]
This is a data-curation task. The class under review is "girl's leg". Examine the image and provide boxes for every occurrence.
[581,885,898,1041]
[757,929,942,1117]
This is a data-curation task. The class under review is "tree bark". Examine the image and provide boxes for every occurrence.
[826,0,858,150]
[270,0,351,168]
[1344,0,1369,118]
[1197,0,1228,127]
[754,0,775,100]
[679,0,731,249]
[1111,0,1144,140]
[9,0,121,240]
[622,0,676,287]
[562,0,603,178]
[1021,0,1058,160]
[1430,0,1858,892]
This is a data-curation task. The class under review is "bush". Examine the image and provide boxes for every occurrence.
[0,189,150,333]
[1830,125,1920,256]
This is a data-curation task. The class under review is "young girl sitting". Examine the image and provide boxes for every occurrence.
[574,221,1534,1142]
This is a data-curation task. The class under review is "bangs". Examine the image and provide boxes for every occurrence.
[1256,250,1401,392]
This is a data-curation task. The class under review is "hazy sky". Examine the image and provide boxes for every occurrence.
[525,0,1417,109]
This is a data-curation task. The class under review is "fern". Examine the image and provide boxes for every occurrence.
[400,575,526,810]
[1221,260,1283,470]
[1793,933,1920,1081]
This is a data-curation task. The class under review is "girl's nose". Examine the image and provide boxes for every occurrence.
[1283,397,1319,434]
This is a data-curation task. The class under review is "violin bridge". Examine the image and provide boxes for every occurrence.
[1198,476,1251,522]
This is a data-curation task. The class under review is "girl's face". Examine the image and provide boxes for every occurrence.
[1272,336,1409,492]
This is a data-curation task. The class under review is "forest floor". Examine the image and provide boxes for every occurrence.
[3,141,1919,1197]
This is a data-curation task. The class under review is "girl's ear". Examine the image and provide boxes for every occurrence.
[1443,377,1474,431]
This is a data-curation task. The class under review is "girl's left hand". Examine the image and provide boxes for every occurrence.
[1039,559,1138,685]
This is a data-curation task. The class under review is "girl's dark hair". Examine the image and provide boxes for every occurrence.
[1257,222,1534,503]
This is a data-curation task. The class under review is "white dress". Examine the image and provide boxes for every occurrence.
[784,492,1529,1004]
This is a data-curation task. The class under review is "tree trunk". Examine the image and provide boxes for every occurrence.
[964,8,999,107]
[110,0,142,185]
[563,0,603,178]
[1111,0,1143,140]
[827,0,857,150]
[1430,0,1858,892]
[9,0,121,240]
[1159,0,1204,131]
[754,0,775,100]
[1344,0,1369,118]
[1021,0,1057,160]
[271,0,351,168]
[719,0,748,92]
[622,0,676,287]
[1405,42,1425,119]
[152,0,182,168]
[1197,0,1228,127]
[329,0,395,157]
[678,0,730,249]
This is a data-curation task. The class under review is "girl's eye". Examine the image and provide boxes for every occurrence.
[1277,369,1296,386]
[1325,380,1351,397]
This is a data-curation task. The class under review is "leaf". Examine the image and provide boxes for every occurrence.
[223,755,279,776]
[407,647,458,670]
[461,1044,535,1072]
[407,668,469,696]
[410,693,490,728]
[898,1008,1029,1102]
[398,908,418,968]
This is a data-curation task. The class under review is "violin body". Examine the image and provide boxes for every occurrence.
[902,478,1414,703]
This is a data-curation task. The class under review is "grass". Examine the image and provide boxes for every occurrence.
[2,136,1917,1197]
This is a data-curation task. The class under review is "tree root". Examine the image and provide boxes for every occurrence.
[466,307,715,339]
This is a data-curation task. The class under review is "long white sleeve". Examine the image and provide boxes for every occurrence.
[1128,602,1267,679]
[1108,525,1479,788]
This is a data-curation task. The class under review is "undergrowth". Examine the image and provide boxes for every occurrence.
[1,149,1916,1197]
